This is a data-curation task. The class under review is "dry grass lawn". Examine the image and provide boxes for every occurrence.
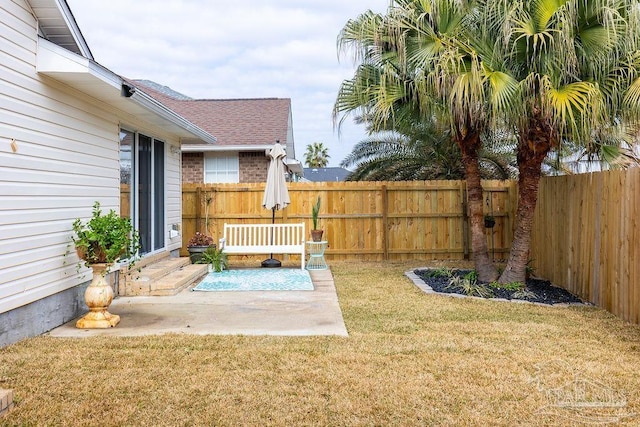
[1,261,640,426]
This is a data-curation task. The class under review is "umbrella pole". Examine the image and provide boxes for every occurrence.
[262,207,281,268]
[270,207,275,258]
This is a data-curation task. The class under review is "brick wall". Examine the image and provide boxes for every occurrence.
[239,152,269,183]
[182,151,268,183]
[182,153,204,183]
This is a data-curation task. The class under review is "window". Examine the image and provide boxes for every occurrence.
[204,153,239,183]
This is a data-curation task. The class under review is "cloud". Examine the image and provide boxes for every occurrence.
[66,0,390,166]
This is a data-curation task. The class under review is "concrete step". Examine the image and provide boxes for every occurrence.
[130,251,171,270]
[120,257,207,296]
[129,257,191,282]
[149,264,208,296]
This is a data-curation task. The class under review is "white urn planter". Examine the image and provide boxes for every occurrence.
[76,264,120,329]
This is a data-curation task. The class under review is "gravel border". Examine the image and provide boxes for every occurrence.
[405,269,588,308]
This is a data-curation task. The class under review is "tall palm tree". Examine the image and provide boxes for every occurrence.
[337,0,640,283]
[335,0,502,280]
[304,142,330,168]
[471,0,640,283]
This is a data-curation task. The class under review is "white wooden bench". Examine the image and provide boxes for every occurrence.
[218,223,306,269]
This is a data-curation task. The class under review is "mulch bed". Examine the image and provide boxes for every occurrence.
[414,268,584,305]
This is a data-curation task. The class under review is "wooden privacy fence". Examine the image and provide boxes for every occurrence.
[530,169,640,324]
[181,180,517,262]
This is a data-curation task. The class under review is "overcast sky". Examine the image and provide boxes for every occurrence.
[65,0,390,167]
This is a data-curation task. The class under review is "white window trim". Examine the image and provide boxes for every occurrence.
[204,152,240,183]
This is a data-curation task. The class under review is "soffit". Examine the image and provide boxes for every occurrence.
[29,0,92,58]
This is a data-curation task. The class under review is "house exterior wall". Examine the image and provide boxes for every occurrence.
[0,0,183,346]
[1,0,118,317]
[165,144,183,253]
[239,152,269,183]
[182,152,204,183]
[182,152,269,183]
[285,110,295,159]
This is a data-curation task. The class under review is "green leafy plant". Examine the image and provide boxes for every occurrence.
[525,259,536,279]
[422,267,454,278]
[445,271,493,298]
[311,196,321,230]
[513,288,536,300]
[71,202,140,269]
[463,270,478,283]
[198,246,228,272]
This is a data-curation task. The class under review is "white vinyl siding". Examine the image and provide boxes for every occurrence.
[0,0,184,313]
[1,1,113,313]
[166,145,182,251]
[204,153,239,183]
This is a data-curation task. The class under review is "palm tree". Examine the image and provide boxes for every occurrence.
[341,120,517,181]
[304,142,330,168]
[335,0,502,280]
[337,0,640,283]
[472,0,640,283]
[342,131,466,181]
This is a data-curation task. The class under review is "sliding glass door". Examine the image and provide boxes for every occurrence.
[120,129,165,255]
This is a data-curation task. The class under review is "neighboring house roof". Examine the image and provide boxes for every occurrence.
[178,98,292,147]
[303,167,352,182]
[134,80,194,101]
[132,80,302,174]
[133,80,292,148]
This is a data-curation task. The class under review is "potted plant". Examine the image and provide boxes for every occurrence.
[187,231,214,263]
[310,196,323,242]
[484,214,496,228]
[71,202,140,329]
[199,246,228,273]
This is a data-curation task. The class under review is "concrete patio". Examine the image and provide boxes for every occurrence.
[47,269,348,338]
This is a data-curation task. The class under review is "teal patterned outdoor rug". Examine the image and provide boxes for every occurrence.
[192,268,314,291]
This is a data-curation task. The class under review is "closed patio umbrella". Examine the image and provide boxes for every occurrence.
[261,141,290,267]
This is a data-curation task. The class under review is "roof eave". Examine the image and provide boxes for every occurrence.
[36,38,217,144]
[181,144,274,153]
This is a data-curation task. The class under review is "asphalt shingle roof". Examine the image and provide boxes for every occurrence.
[134,80,193,100]
[133,80,291,147]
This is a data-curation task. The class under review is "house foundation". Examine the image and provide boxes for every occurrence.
[0,283,89,347]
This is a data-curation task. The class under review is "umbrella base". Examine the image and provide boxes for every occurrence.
[261,258,282,268]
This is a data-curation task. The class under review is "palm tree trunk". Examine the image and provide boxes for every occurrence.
[499,122,553,284]
[459,134,498,282]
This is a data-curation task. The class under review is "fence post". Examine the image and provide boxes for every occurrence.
[461,183,469,260]
[382,184,389,260]
[195,186,202,232]
[506,181,516,245]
